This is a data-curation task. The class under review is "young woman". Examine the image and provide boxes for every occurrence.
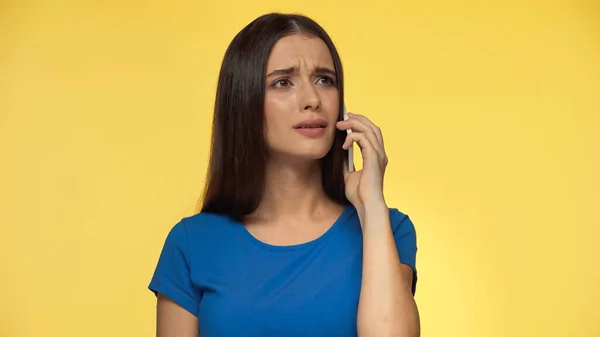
[149,12,420,337]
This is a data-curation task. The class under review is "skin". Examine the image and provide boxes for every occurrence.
[156,33,420,337]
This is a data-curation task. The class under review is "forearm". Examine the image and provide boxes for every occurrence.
[356,201,420,337]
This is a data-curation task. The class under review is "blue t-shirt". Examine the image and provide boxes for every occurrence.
[148,203,418,336]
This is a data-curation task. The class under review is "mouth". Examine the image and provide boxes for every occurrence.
[293,119,328,136]
[292,119,328,129]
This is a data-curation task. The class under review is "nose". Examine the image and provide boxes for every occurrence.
[300,85,321,112]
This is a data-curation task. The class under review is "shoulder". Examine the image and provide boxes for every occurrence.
[384,206,418,254]
[162,211,239,248]
[386,207,419,294]
[388,207,408,221]
[387,207,415,232]
[181,211,236,231]
[184,211,241,238]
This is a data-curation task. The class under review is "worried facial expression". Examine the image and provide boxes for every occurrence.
[264,33,340,161]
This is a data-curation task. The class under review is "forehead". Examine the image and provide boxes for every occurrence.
[266,34,334,70]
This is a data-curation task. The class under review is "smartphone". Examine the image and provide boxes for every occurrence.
[343,104,354,172]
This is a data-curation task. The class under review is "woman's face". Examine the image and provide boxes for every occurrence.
[264,33,340,162]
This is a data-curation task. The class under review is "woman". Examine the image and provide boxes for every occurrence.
[149,12,420,337]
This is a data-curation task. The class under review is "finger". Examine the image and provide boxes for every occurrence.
[347,113,385,151]
[342,132,379,164]
[348,113,388,167]
[337,119,383,155]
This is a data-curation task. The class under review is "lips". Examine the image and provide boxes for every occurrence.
[292,119,328,129]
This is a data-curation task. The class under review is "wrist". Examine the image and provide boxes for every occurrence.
[357,197,388,223]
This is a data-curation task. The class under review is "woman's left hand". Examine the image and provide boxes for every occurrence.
[336,112,389,215]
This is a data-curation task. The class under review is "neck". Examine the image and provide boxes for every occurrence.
[251,156,332,221]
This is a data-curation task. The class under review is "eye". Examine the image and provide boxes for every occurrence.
[317,76,335,85]
[271,78,291,88]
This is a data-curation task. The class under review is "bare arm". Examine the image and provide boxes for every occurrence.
[356,202,420,337]
[156,293,199,337]
[336,112,420,336]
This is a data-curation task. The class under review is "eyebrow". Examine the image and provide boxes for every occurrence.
[266,66,336,78]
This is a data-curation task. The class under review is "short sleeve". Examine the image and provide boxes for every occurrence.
[148,219,202,316]
[390,209,418,295]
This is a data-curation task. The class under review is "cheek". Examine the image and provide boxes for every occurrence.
[264,101,289,146]
[320,90,339,119]
[264,92,295,127]
[264,104,287,131]
[263,115,284,141]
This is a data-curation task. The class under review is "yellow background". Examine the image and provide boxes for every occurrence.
[1,0,598,336]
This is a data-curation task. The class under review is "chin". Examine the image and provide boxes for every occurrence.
[271,148,330,163]
[295,146,332,160]
[269,139,334,162]
[300,152,329,161]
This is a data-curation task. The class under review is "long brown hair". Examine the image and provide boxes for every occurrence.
[199,13,348,220]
